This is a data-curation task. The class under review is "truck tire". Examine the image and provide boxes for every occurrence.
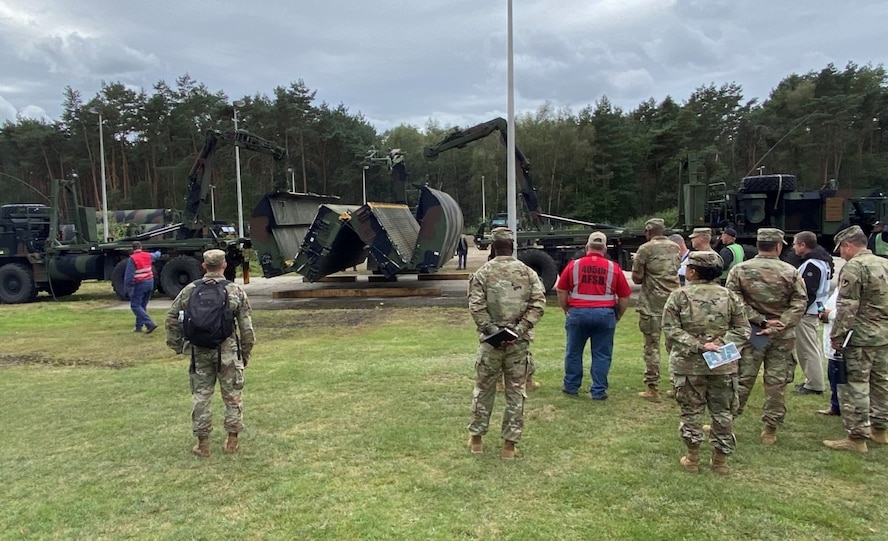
[161,255,202,299]
[0,263,37,304]
[46,278,82,298]
[111,259,129,300]
[518,249,558,293]
[741,174,797,193]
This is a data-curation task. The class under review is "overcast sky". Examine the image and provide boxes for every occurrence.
[1,0,886,132]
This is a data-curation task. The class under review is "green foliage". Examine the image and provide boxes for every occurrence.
[1,295,887,539]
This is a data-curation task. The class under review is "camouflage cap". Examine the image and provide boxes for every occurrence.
[645,218,665,230]
[757,227,787,244]
[687,250,724,269]
[587,231,607,247]
[203,249,226,266]
[490,227,513,241]
[688,227,711,239]
[833,225,864,252]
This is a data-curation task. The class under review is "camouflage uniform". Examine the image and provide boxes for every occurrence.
[632,220,681,389]
[467,238,546,445]
[830,228,888,440]
[725,229,807,429]
[663,255,747,456]
[166,261,255,439]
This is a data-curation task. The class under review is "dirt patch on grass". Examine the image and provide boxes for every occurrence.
[0,353,132,369]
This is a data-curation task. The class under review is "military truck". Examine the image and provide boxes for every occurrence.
[678,154,888,253]
[0,128,287,304]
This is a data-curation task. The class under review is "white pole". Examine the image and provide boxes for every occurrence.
[506,0,517,253]
[362,166,368,204]
[210,185,216,221]
[98,112,108,242]
[233,106,244,239]
[481,174,486,224]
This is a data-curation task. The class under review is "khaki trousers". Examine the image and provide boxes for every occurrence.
[795,314,825,392]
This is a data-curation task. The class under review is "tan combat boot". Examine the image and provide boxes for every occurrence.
[526,375,540,391]
[680,444,700,473]
[710,449,729,475]
[224,432,239,454]
[665,388,676,399]
[502,440,517,460]
[823,437,868,453]
[760,424,777,445]
[871,428,888,444]
[468,435,483,454]
[638,385,660,403]
[192,436,210,458]
[702,424,711,437]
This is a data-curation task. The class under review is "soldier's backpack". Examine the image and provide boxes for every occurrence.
[183,279,235,349]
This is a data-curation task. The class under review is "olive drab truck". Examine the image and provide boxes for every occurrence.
[0,128,288,304]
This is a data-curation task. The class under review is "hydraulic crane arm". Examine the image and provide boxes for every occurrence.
[181,129,288,236]
[422,117,543,225]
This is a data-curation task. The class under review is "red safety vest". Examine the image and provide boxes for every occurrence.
[131,251,153,283]
[568,255,619,308]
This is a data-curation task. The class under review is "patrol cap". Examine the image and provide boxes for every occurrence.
[203,249,226,266]
[490,227,513,241]
[587,231,607,247]
[833,225,864,252]
[723,227,738,238]
[756,228,787,244]
[686,250,724,269]
[645,218,665,230]
[688,227,711,239]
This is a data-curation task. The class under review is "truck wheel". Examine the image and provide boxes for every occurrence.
[46,278,82,298]
[518,249,558,293]
[161,256,202,299]
[0,263,37,304]
[111,260,129,300]
[741,174,797,193]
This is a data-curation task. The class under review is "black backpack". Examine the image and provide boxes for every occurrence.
[183,279,235,349]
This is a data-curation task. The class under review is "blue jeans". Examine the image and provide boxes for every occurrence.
[562,307,617,398]
[130,280,155,331]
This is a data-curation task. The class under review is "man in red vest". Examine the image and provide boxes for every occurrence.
[557,231,632,400]
[124,241,161,333]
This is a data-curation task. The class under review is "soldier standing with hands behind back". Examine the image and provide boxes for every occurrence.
[467,228,546,460]
[823,225,888,453]
[632,218,681,402]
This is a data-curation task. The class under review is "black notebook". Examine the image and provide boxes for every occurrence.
[482,327,518,347]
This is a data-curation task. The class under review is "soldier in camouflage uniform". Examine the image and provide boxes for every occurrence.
[632,218,681,402]
[725,228,807,445]
[663,251,747,474]
[467,228,546,460]
[824,225,888,453]
[165,249,256,457]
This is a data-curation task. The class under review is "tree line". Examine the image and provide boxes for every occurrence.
[1,62,886,228]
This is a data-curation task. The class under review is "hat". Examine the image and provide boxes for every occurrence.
[723,227,738,238]
[686,251,724,269]
[833,225,864,252]
[490,227,513,241]
[645,218,665,231]
[587,231,607,247]
[756,228,787,244]
[202,249,226,266]
[688,227,711,239]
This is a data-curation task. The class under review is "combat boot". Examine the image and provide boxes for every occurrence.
[192,436,210,458]
[760,424,777,445]
[823,437,868,453]
[679,444,700,473]
[502,440,517,460]
[665,389,676,399]
[710,449,729,475]
[871,428,888,444]
[702,424,711,437]
[638,385,660,403]
[224,432,239,454]
[526,375,540,391]
[468,435,483,454]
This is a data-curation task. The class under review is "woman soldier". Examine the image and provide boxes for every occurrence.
[662,251,748,474]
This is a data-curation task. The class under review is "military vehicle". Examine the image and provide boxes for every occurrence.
[0,128,287,304]
[424,117,646,292]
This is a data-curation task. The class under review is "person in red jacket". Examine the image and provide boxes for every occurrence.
[557,231,632,400]
[124,241,161,333]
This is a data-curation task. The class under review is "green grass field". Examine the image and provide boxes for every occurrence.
[0,283,885,540]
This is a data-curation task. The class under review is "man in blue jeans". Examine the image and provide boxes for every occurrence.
[124,241,161,333]
[556,232,632,399]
